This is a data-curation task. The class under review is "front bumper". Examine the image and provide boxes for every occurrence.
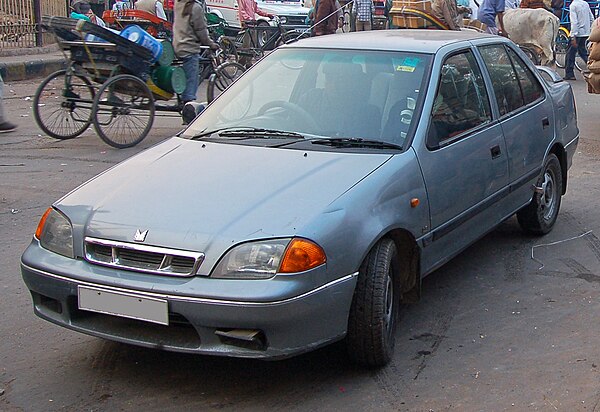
[21,244,357,359]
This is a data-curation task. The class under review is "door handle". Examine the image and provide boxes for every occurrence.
[490,145,501,159]
[542,117,550,129]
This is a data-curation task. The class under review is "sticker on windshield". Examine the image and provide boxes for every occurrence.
[394,57,420,73]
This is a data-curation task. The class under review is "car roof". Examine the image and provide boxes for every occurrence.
[287,29,500,54]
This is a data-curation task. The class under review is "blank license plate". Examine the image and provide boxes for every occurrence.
[78,285,169,325]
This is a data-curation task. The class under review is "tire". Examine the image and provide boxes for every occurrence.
[33,69,95,140]
[554,28,569,69]
[206,62,246,103]
[256,21,270,48]
[517,153,563,235]
[92,74,155,149]
[347,238,399,367]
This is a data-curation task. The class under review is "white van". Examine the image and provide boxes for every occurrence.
[207,0,310,32]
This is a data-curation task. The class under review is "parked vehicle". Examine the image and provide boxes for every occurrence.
[206,0,310,32]
[21,30,579,367]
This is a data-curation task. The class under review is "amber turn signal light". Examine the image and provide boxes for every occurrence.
[410,198,420,208]
[35,208,53,239]
[279,238,326,273]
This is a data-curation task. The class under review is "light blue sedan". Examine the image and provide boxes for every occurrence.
[21,30,579,367]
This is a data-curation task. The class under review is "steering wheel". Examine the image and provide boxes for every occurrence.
[257,100,319,132]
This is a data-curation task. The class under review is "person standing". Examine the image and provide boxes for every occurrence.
[477,0,508,36]
[135,0,168,20]
[0,74,17,133]
[564,0,594,80]
[519,0,549,9]
[237,0,273,25]
[314,0,338,35]
[354,0,374,31]
[173,0,219,104]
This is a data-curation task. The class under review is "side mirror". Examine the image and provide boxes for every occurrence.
[182,102,206,125]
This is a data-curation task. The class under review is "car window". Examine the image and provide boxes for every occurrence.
[506,48,545,105]
[479,45,524,116]
[427,50,492,148]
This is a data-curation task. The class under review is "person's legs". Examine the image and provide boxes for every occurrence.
[181,53,200,103]
[577,36,589,62]
[364,20,371,30]
[355,20,365,30]
[565,40,577,78]
[0,73,17,132]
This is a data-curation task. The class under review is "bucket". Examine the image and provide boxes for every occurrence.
[151,66,187,94]
[119,25,162,63]
[157,39,175,66]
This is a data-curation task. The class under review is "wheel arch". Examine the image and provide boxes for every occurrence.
[379,228,422,304]
[549,142,567,194]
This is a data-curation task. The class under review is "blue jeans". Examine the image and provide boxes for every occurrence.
[181,53,199,103]
[566,36,588,77]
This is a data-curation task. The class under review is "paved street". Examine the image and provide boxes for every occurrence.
[2,74,600,411]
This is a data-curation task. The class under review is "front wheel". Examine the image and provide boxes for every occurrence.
[346,238,399,367]
[517,153,563,235]
[33,69,95,139]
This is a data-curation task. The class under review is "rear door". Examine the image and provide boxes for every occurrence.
[478,44,553,210]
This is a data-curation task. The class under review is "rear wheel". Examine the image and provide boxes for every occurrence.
[92,74,155,149]
[347,238,399,367]
[517,154,563,235]
[33,69,95,139]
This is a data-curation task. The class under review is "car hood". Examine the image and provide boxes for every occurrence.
[57,138,391,270]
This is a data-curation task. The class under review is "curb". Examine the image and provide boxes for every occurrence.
[0,59,66,82]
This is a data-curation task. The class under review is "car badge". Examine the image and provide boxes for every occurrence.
[134,229,149,242]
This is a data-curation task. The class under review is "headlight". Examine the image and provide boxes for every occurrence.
[279,16,287,24]
[212,238,326,279]
[35,207,74,258]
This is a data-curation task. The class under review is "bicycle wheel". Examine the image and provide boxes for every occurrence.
[92,74,155,149]
[554,27,569,68]
[216,36,238,64]
[206,62,246,103]
[33,69,95,140]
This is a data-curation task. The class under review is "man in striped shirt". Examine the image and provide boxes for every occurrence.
[354,0,375,30]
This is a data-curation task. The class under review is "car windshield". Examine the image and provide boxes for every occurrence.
[183,48,432,149]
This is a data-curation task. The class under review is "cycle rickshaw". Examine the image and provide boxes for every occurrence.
[34,16,244,148]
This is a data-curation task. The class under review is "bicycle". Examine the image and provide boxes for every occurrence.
[233,17,308,67]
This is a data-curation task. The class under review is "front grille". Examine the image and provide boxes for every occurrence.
[84,237,204,277]
[283,16,308,26]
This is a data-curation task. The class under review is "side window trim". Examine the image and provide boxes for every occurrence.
[426,47,493,151]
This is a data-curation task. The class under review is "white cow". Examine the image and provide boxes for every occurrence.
[502,8,560,65]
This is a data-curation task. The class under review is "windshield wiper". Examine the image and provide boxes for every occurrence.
[190,127,305,140]
[311,138,403,150]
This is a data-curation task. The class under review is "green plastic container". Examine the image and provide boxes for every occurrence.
[158,40,175,67]
[151,66,186,94]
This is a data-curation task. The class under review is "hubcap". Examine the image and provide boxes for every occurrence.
[540,170,556,221]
